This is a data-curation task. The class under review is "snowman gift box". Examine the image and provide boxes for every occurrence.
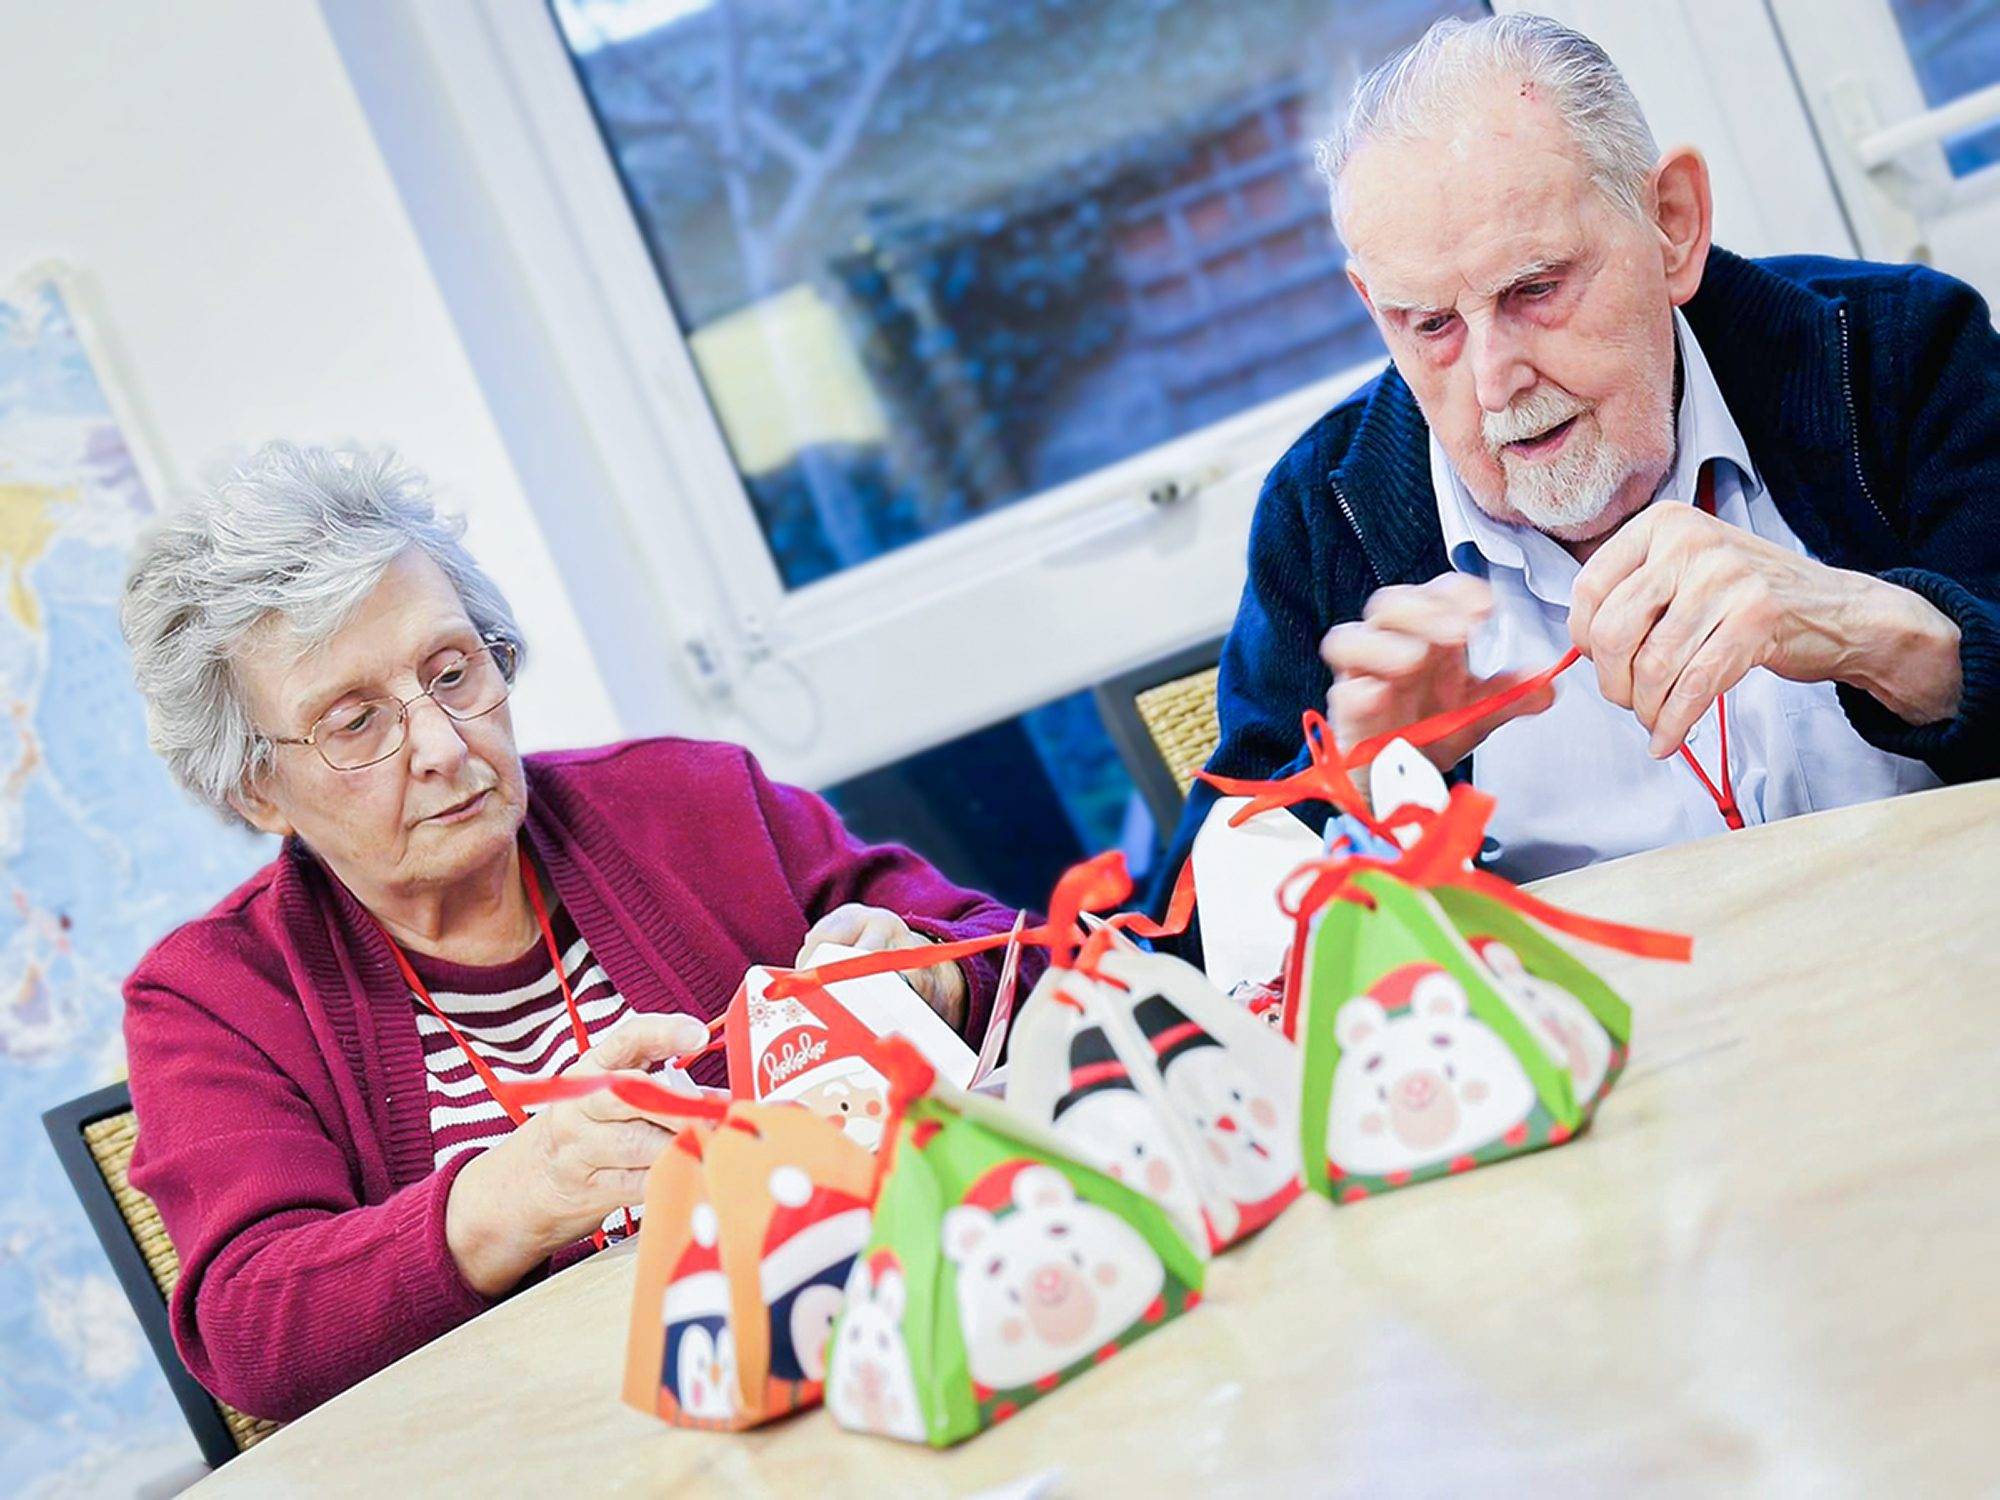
[1007,935,1303,1254]
[823,1038,1204,1447]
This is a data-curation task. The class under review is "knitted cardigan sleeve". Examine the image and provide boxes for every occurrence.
[1836,266,2000,783]
[125,955,495,1423]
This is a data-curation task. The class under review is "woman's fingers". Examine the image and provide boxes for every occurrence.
[575,1012,709,1076]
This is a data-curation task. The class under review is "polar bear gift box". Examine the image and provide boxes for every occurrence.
[822,1037,1204,1447]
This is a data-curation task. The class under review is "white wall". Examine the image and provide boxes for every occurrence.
[0,0,619,754]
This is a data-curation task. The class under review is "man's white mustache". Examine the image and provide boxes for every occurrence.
[1484,388,1590,451]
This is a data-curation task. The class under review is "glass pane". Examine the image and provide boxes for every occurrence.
[824,686,1156,916]
[1887,0,2000,177]
[552,0,1484,589]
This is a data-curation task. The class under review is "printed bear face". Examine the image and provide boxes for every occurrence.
[1474,939,1612,1101]
[941,1164,1164,1393]
[789,1067,892,1149]
[1051,1087,1201,1234]
[1157,1045,1298,1207]
[827,1257,925,1441]
[1326,966,1535,1176]
[666,1316,738,1421]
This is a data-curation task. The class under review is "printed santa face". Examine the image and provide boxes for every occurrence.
[826,1251,925,1442]
[1326,964,1535,1177]
[1136,995,1298,1209]
[1472,938,1613,1101]
[787,1061,893,1150]
[661,1201,739,1420]
[1047,1024,1202,1236]
[941,1162,1164,1394]
[760,1166,872,1385]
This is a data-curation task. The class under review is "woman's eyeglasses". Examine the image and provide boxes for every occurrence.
[266,640,520,772]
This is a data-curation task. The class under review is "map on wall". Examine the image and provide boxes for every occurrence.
[0,269,271,1496]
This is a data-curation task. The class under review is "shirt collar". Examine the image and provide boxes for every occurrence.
[1430,310,1761,599]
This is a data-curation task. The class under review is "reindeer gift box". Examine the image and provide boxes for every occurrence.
[1196,681,1692,1206]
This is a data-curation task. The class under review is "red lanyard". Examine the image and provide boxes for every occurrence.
[1678,469,1744,831]
[376,846,592,1128]
[373,846,636,1244]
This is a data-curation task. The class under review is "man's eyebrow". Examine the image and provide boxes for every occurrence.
[1478,256,1571,298]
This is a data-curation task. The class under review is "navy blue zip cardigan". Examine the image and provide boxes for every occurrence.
[1159,248,2000,917]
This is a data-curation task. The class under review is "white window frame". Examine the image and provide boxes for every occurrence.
[1766,0,2000,297]
[327,0,1856,788]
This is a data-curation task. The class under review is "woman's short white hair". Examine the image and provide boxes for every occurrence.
[121,442,523,824]
[1318,13,1660,240]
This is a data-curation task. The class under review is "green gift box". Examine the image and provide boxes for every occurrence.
[823,1038,1204,1446]
[1296,861,1639,1203]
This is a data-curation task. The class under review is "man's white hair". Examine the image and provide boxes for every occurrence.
[120,442,523,825]
[1318,13,1660,239]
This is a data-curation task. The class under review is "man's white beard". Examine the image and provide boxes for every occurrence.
[1483,386,1669,537]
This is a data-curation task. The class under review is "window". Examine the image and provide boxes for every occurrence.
[551,0,1483,590]
[1886,0,2000,177]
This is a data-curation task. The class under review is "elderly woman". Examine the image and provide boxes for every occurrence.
[120,442,1026,1422]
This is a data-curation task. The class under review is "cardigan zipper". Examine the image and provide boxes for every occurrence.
[1836,303,1896,537]
[1326,472,1381,587]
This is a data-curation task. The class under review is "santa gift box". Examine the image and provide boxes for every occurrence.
[1006,923,1303,1254]
[721,941,1014,1150]
[820,1036,1204,1447]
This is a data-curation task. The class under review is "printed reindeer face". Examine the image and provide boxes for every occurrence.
[827,1256,925,1442]
[1474,939,1613,1101]
[1326,965,1534,1176]
[941,1164,1163,1393]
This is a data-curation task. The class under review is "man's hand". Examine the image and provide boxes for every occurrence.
[796,904,968,1031]
[1321,574,1558,777]
[1570,504,1963,757]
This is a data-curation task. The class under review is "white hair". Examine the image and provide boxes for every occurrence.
[1318,13,1660,239]
[120,442,523,825]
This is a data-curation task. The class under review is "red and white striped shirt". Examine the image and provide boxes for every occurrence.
[403,902,642,1237]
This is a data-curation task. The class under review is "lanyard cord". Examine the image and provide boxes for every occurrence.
[1676,468,1744,831]
[373,844,632,1242]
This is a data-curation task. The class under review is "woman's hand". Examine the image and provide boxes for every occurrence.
[445,1012,713,1297]
[796,904,968,1031]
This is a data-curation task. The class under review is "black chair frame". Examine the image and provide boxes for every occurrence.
[42,1081,239,1469]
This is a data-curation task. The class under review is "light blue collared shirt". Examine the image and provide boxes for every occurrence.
[1430,311,1939,881]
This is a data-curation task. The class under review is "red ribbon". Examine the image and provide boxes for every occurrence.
[763,850,1197,1002]
[1197,648,1584,833]
[487,1071,731,1124]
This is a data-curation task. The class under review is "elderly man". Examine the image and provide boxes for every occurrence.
[1168,12,1997,889]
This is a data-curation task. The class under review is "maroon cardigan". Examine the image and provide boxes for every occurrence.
[124,737,1030,1421]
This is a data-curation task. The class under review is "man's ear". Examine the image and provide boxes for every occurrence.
[1347,259,1380,321]
[1651,146,1712,307]
[228,774,296,839]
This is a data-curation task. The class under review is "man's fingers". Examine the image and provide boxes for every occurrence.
[1583,561,1678,710]
[1320,621,1433,680]
[1359,577,1494,643]
[1571,509,1664,650]
[579,1012,711,1075]
[1649,628,1746,758]
[1479,671,1560,730]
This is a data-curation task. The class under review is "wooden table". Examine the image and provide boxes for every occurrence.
[190,783,2000,1498]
